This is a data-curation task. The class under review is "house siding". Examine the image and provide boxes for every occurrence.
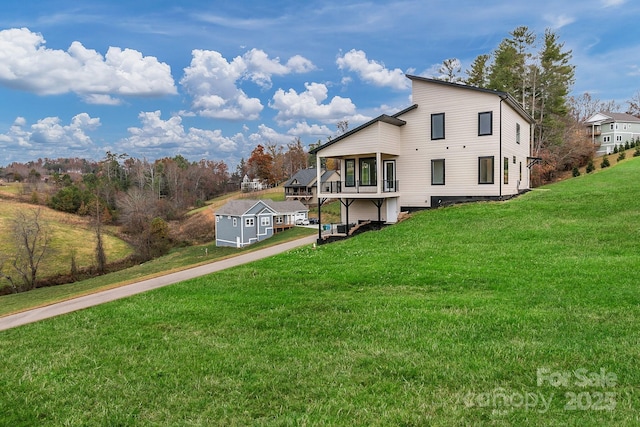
[216,215,241,247]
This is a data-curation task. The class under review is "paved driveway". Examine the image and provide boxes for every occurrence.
[0,235,317,331]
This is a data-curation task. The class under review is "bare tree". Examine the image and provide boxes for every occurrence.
[6,208,51,292]
[438,58,463,83]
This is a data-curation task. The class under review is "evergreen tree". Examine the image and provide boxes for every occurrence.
[465,54,490,87]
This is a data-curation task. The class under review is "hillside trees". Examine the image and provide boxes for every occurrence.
[468,26,578,182]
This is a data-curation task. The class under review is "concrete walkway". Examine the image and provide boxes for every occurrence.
[0,235,317,331]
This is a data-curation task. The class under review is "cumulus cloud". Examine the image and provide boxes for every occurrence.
[287,121,333,138]
[121,110,239,155]
[181,48,315,120]
[270,82,357,125]
[336,49,409,90]
[0,28,177,104]
[0,113,101,159]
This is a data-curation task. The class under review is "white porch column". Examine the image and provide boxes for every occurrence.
[376,151,382,195]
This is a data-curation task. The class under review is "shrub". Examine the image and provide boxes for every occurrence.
[586,159,595,173]
[572,167,581,177]
[613,145,619,154]
[618,151,626,161]
[601,156,610,168]
[634,147,640,157]
[625,141,630,150]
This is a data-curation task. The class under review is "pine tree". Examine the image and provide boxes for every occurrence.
[465,54,490,87]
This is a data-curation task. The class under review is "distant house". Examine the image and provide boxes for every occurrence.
[310,75,534,227]
[584,112,640,155]
[283,168,340,206]
[215,199,309,248]
[240,175,266,192]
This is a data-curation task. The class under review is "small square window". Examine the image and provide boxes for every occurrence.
[479,112,492,136]
[260,216,270,226]
[431,113,445,140]
[232,218,238,227]
[245,218,255,227]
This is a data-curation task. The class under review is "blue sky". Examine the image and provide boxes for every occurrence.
[1,0,638,168]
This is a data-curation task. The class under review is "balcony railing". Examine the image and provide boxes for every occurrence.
[321,180,399,194]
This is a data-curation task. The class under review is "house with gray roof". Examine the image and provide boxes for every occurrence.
[585,112,640,155]
[215,199,309,247]
[283,168,339,206]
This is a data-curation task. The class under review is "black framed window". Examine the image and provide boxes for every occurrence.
[479,156,494,184]
[516,123,521,144]
[345,159,355,187]
[479,111,492,136]
[359,158,376,186]
[431,159,445,185]
[431,113,445,140]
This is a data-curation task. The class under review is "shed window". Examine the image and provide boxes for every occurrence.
[245,218,255,227]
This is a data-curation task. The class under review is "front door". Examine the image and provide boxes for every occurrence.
[383,160,396,192]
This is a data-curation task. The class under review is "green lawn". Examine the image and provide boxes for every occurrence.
[1,159,639,425]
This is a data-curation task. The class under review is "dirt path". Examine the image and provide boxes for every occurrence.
[0,235,317,331]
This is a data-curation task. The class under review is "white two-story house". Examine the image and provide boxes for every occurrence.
[310,75,534,228]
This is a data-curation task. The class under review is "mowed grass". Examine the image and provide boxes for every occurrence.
[1,160,640,425]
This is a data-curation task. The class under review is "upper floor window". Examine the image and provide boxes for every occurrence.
[516,123,521,144]
[479,156,494,184]
[431,113,445,140]
[431,159,445,185]
[359,158,377,186]
[478,111,493,136]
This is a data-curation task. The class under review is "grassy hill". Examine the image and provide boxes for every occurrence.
[1,159,639,425]
[0,197,133,291]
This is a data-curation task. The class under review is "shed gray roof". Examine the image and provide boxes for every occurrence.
[216,199,308,216]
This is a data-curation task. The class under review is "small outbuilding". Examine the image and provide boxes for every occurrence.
[215,199,308,248]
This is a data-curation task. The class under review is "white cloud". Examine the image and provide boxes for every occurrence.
[543,14,576,29]
[336,49,409,90]
[121,110,239,154]
[248,124,291,145]
[601,0,626,7]
[0,113,100,158]
[180,48,315,120]
[270,82,357,125]
[286,121,333,138]
[0,28,177,104]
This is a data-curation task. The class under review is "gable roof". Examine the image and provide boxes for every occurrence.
[216,199,308,216]
[284,168,319,187]
[585,111,640,124]
[215,199,272,216]
[283,168,338,187]
[309,107,415,155]
[310,75,534,155]
[406,75,535,124]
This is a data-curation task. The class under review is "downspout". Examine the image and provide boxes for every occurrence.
[316,153,323,242]
[499,96,505,200]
